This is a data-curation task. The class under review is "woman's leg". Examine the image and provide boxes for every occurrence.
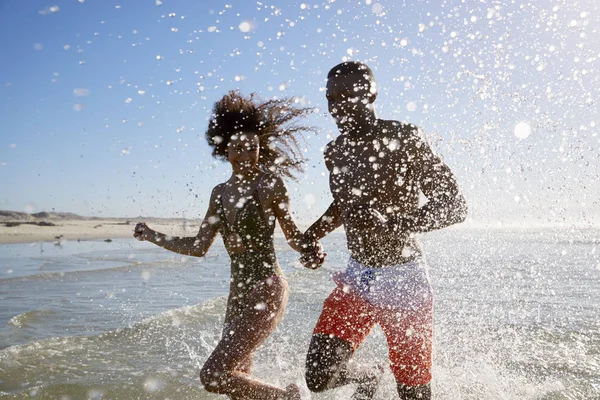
[200,276,299,400]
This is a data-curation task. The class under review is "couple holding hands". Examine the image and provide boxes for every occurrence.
[134,61,467,400]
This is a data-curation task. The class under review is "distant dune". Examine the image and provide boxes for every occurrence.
[0,210,36,221]
[0,210,93,222]
[30,211,94,220]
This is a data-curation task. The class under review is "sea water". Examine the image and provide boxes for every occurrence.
[0,228,599,399]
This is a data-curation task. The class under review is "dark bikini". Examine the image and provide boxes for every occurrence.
[216,174,284,318]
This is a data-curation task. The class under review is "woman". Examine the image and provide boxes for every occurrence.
[134,91,323,399]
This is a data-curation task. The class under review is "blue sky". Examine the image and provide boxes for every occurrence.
[1,0,599,227]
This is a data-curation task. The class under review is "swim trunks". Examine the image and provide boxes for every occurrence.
[313,257,433,386]
[333,257,432,310]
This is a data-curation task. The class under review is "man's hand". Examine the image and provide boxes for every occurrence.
[300,237,326,270]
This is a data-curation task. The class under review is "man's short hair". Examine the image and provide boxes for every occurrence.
[327,62,377,97]
[327,61,375,81]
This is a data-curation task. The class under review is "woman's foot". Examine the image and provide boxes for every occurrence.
[283,383,301,400]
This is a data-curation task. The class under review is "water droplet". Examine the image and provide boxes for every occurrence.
[143,377,165,393]
[73,88,89,97]
[239,21,253,33]
[514,122,531,140]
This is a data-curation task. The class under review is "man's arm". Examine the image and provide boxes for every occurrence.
[305,139,344,241]
[402,133,467,233]
[304,200,343,241]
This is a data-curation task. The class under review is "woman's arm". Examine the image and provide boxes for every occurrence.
[133,186,222,257]
[270,176,307,253]
[267,176,325,268]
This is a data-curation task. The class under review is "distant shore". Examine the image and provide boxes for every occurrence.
[0,211,196,244]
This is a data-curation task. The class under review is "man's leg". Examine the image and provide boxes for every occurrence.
[305,285,383,399]
[305,333,383,398]
[379,307,433,400]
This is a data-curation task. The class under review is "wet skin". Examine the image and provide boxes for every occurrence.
[320,72,466,267]
[304,69,467,400]
[134,131,306,400]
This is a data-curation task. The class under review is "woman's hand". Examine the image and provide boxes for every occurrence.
[133,222,153,241]
[300,238,326,270]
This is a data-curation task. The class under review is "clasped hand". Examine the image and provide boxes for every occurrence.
[299,237,326,270]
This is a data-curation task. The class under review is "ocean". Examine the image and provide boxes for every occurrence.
[1,227,599,399]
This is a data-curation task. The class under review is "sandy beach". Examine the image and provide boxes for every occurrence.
[0,216,196,245]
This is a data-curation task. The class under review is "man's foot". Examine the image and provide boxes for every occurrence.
[283,383,301,400]
[351,364,384,400]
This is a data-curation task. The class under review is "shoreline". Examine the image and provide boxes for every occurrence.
[0,219,197,245]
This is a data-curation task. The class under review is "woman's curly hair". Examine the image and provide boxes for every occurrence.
[205,91,315,181]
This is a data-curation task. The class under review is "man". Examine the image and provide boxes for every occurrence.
[302,62,467,399]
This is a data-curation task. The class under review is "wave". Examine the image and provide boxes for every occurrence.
[0,380,210,399]
[2,296,228,354]
[0,293,312,399]
[2,295,598,399]
[0,244,228,283]
[0,297,230,396]
[0,257,201,283]
[103,296,228,344]
[7,309,56,328]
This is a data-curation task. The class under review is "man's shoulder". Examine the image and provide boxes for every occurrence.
[377,120,437,163]
[379,119,420,138]
[323,139,339,171]
[325,138,338,149]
